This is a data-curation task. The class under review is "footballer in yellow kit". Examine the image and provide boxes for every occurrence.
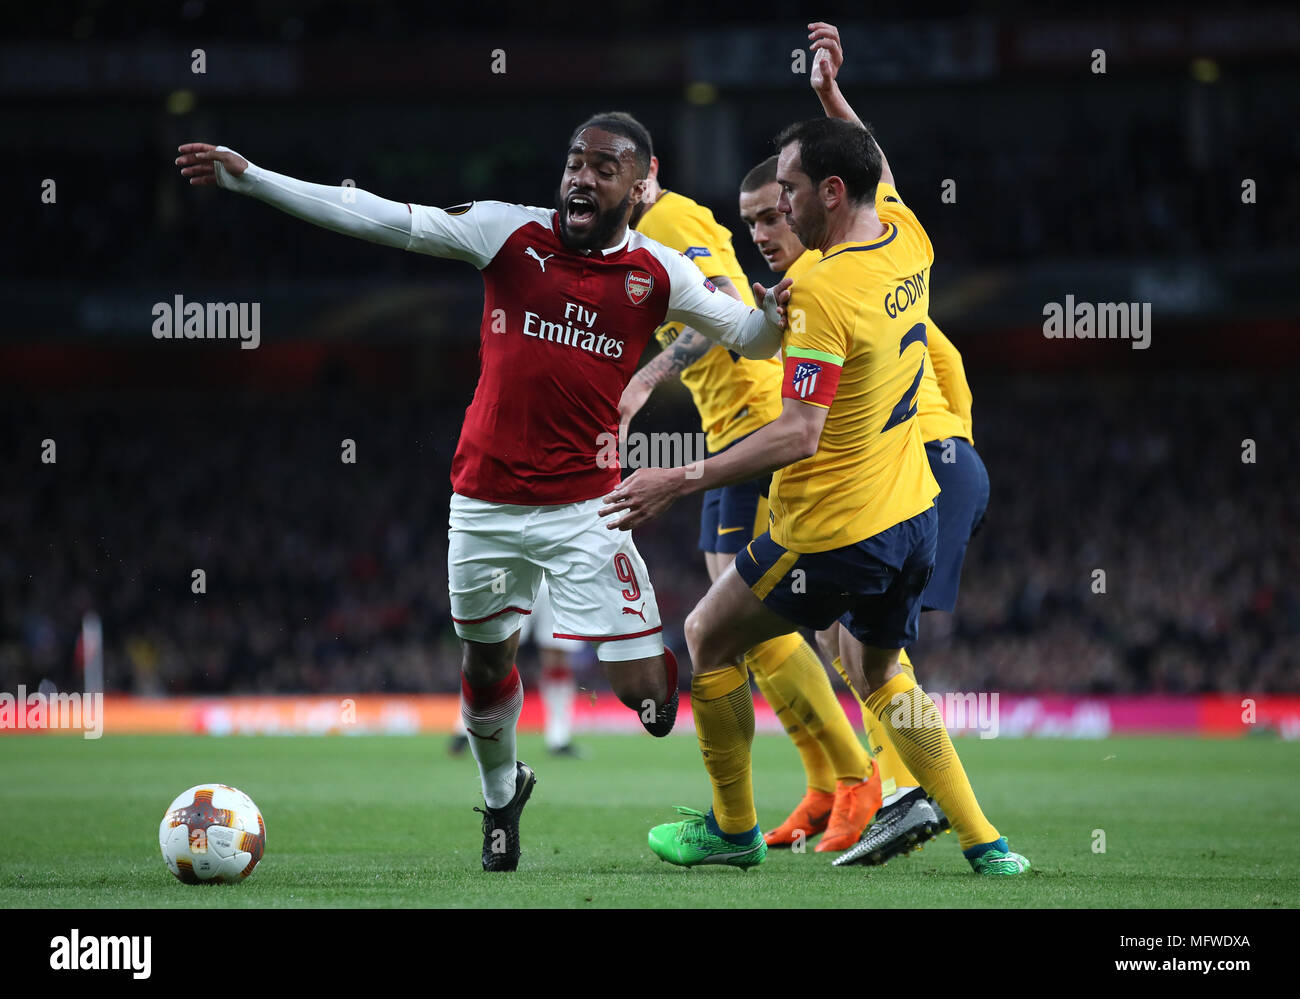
[613,112,882,854]
[801,18,1026,875]
[603,115,937,865]
[603,102,1027,875]
[746,153,997,863]
[742,153,981,625]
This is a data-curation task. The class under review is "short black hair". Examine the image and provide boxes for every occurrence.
[569,111,653,179]
[774,118,882,205]
[740,155,779,193]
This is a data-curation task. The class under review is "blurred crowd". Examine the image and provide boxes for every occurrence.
[915,375,1300,695]
[905,94,1300,265]
[9,71,1300,290]
[2,374,1296,698]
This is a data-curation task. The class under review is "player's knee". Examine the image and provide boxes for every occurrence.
[461,641,514,686]
[683,609,712,670]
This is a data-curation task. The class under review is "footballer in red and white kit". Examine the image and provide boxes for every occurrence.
[175,113,787,872]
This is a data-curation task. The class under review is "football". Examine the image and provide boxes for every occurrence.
[158,784,265,884]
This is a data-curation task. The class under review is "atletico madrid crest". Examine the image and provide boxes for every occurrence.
[625,270,653,305]
[792,361,822,398]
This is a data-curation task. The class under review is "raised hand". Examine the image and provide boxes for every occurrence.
[808,22,844,93]
[175,143,248,187]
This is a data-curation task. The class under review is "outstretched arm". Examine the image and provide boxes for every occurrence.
[807,23,896,190]
[599,398,828,531]
[177,143,522,267]
[660,251,790,361]
[176,143,414,250]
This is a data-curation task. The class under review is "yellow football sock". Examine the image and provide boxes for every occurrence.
[691,663,757,834]
[834,653,921,793]
[746,634,869,783]
[864,669,999,850]
[749,641,835,794]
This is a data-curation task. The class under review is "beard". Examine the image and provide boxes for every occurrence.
[789,202,827,251]
[554,186,634,251]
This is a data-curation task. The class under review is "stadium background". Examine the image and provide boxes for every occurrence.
[3,1,1299,738]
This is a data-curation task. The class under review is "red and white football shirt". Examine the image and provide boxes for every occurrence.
[406,201,760,505]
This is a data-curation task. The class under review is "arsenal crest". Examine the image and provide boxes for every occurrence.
[625,270,653,305]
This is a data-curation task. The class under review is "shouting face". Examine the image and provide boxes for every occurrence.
[555,127,646,251]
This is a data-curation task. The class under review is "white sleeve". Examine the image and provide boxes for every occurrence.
[660,250,784,360]
[211,148,529,268]
[406,201,537,269]
[213,148,413,250]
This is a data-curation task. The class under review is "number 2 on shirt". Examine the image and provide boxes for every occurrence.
[881,322,928,434]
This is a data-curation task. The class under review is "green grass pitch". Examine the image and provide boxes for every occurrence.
[1,734,1296,908]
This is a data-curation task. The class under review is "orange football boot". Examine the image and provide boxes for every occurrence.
[763,788,835,847]
[814,765,883,853]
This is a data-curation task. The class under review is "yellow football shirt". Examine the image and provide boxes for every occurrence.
[924,323,974,444]
[787,229,970,445]
[635,191,782,452]
[769,182,940,553]
[914,322,970,444]
[874,188,973,445]
[784,248,822,284]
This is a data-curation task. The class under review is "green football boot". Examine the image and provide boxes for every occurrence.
[648,806,767,869]
[965,838,1032,876]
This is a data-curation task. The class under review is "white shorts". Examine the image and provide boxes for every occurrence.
[448,493,664,662]
[518,577,583,654]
